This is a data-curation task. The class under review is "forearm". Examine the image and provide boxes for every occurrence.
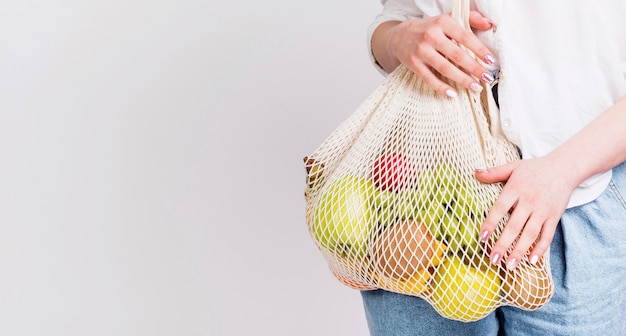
[547,94,626,190]
[371,21,402,74]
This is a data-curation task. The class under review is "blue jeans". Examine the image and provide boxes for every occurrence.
[361,161,626,335]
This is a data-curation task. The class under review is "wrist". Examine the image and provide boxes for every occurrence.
[543,148,595,192]
[371,20,402,73]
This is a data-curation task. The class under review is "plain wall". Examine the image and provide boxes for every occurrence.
[0,0,384,335]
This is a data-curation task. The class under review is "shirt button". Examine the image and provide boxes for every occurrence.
[503,118,512,127]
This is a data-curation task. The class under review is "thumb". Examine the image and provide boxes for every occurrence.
[469,10,493,31]
[475,161,519,183]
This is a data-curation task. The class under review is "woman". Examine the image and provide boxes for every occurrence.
[362,1,626,335]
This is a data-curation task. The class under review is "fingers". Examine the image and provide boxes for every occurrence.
[411,62,460,98]
[411,45,482,97]
[427,16,495,92]
[436,15,496,73]
[475,163,516,246]
[487,212,557,270]
[529,222,557,264]
[475,161,519,184]
[488,204,534,268]
[479,184,517,251]
[426,34,492,92]
[394,15,496,97]
[468,10,493,31]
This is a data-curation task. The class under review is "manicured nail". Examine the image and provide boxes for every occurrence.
[506,258,517,270]
[481,72,495,83]
[475,168,488,173]
[484,54,496,65]
[479,230,489,242]
[490,253,500,265]
[470,82,483,92]
[530,254,539,265]
[445,89,458,98]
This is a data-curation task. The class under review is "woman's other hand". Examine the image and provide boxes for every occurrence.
[475,158,574,270]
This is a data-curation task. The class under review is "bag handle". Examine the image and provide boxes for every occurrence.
[451,0,477,61]
[450,0,512,148]
[452,0,471,30]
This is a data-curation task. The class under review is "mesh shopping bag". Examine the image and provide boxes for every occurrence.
[303,0,554,322]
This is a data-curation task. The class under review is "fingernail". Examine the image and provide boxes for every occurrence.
[490,253,500,265]
[484,54,496,65]
[479,230,489,242]
[506,258,517,270]
[481,72,495,83]
[470,82,483,92]
[530,254,539,265]
[475,168,488,173]
[445,89,458,98]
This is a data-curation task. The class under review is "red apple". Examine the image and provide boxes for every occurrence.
[372,153,416,192]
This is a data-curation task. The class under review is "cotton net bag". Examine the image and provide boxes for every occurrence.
[303,0,554,322]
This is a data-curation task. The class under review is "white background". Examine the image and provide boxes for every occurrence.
[0,0,384,335]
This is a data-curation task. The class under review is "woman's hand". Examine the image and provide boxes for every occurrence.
[372,11,496,97]
[475,94,626,270]
[475,158,575,270]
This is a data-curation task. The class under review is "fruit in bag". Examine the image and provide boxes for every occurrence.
[377,267,432,296]
[303,156,325,188]
[430,255,501,321]
[312,174,376,257]
[331,269,377,291]
[502,263,553,310]
[372,153,417,192]
[371,219,447,279]
[427,164,484,253]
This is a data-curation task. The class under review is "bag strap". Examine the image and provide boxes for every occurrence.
[450,0,512,149]
[452,0,471,30]
[451,0,475,60]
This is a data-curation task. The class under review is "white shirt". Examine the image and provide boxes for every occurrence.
[368,0,626,208]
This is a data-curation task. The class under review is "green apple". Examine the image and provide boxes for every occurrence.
[428,165,462,245]
[372,188,396,209]
[396,187,430,221]
[445,201,481,253]
[450,197,472,219]
[454,183,484,219]
[432,184,456,207]
[453,215,481,253]
[372,188,398,223]
[312,174,376,256]
[442,222,463,252]
[427,164,485,254]
[430,255,501,322]
[415,170,438,203]
[432,163,457,187]
[371,188,399,229]
[432,163,460,205]
[439,207,460,243]
[418,201,447,239]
